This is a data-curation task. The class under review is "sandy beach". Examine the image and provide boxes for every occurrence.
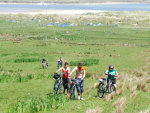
[0,10,106,15]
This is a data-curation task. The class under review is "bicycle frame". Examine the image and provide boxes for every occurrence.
[106,79,115,93]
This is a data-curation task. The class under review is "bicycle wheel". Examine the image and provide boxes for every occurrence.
[58,82,62,94]
[110,85,116,94]
[97,83,104,98]
[54,83,58,95]
[70,85,75,100]
[72,86,76,100]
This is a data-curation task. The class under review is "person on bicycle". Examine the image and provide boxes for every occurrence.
[105,65,118,89]
[70,62,86,100]
[55,62,70,94]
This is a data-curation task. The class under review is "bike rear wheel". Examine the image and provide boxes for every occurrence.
[97,83,105,98]
[110,85,116,94]
[54,83,58,95]
[70,85,76,100]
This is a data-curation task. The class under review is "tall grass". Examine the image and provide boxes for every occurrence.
[7,94,66,113]
[70,59,99,66]
[0,73,53,83]
[0,73,34,83]
[14,58,41,63]
[112,97,126,113]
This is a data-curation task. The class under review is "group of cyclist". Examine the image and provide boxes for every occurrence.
[55,62,86,100]
[53,57,118,100]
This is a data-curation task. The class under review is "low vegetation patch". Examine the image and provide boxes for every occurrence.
[14,58,41,63]
[70,59,99,66]
[7,94,65,113]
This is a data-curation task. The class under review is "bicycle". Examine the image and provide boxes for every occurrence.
[70,79,76,100]
[97,77,116,98]
[53,73,62,96]
[97,78,106,98]
[106,78,116,94]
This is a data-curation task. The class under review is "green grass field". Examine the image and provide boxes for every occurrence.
[0,12,150,113]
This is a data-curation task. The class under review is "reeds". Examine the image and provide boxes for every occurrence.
[86,108,101,113]
[7,94,66,113]
[112,97,126,113]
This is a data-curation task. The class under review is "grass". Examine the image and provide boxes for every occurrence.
[0,12,150,113]
[14,58,41,63]
[70,59,99,66]
[7,94,66,113]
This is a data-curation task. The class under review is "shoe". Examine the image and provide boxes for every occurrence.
[78,95,80,100]
[81,97,84,101]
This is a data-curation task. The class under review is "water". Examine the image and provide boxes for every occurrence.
[0,3,150,12]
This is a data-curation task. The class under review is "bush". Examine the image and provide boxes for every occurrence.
[70,59,99,66]
[14,58,41,63]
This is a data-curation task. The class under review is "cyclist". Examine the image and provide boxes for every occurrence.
[105,65,118,89]
[70,62,86,100]
[55,62,70,94]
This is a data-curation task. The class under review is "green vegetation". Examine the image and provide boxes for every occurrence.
[70,59,99,66]
[7,94,65,113]
[0,12,150,113]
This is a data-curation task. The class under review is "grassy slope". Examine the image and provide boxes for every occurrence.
[0,12,150,113]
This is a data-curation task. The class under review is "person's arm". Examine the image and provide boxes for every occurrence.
[115,71,118,77]
[105,70,108,75]
[55,67,63,73]
[68,67,70,75]
[69,67,77,77]
[82,70,86,80]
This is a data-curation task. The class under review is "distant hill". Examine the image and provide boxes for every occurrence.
[0,0,150,3]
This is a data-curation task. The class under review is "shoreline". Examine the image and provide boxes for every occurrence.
[0,1,149,5]
[0,10,107,15]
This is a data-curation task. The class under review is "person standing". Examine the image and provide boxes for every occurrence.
[70,62,86,100]
[55,62,70,94]
[42,57,47,69]
[57,57,63,68]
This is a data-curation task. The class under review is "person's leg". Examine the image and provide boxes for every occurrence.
[66,78,70,94]
[80,79,84,100]
[42,63,44,69]
[63,78,66,94]
[76,79,81,99]
[113,79,117,88]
